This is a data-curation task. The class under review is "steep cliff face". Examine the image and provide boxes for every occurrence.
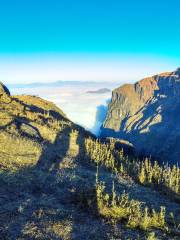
[101,68,180,164]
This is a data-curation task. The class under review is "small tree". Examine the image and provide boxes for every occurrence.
[139,166,146,184]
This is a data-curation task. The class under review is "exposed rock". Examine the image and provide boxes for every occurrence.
[101,68,180,164]
[0,82,10,96]
[0,82,11,103]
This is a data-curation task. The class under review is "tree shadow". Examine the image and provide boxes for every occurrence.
[0,124,107,239]
[0,116,42,141]
[0,125,71,239]
[69,130,111,240]
[12,97,68,122]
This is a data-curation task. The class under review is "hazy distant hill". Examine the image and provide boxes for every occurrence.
[86,88,111,94]
[7,81,117,89]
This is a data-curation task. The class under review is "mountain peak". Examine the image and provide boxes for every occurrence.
[101,68,180,164]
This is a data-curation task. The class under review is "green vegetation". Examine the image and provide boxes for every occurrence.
[85,137,180,197]
[0,85,180,239]
[147,232,157,240]
[96,181,166,231]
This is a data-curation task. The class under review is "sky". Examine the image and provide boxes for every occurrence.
[0,0,180,83]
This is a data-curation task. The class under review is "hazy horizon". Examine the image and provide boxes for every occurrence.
[1,54,179,84]
[0,1,180,84]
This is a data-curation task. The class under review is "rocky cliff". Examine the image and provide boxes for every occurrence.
[101,68,180,164]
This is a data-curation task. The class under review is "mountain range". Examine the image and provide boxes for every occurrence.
[0,73,180,239]
[7,81,118,89]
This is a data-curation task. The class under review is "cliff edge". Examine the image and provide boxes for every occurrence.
[101,68,180,164]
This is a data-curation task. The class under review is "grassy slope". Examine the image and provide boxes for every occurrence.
[0,89,179,240]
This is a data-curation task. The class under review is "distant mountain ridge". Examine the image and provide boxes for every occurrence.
[86,88,111,94]
[7,81,118,89]
[101,68,180,164]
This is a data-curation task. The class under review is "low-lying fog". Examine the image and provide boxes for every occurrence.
[9,82,120,135]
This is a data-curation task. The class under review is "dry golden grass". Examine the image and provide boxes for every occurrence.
[0,132,41,171]
[51,220,72,240]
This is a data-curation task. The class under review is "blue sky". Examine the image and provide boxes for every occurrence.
[0,0,180,83]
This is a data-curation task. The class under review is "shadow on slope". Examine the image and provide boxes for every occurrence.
[0,125,104,239]
[102,79,180,165]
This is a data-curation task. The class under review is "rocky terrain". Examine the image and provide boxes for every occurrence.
[0,82,179,239]
[101,68,180,164]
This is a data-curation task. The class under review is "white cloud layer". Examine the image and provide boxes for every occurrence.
[10,83,118,134]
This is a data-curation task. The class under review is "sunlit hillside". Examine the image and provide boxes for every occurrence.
[0,83,179,240]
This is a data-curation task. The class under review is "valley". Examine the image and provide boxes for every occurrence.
[0,78,179,239]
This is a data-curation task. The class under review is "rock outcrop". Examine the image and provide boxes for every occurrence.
[0,82,11,102]
[0,82,10,95]
[101,68,180,164]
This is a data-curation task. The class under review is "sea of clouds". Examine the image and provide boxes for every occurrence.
[10,82,119,135]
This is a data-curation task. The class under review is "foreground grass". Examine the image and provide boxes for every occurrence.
[96,181,167,231]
